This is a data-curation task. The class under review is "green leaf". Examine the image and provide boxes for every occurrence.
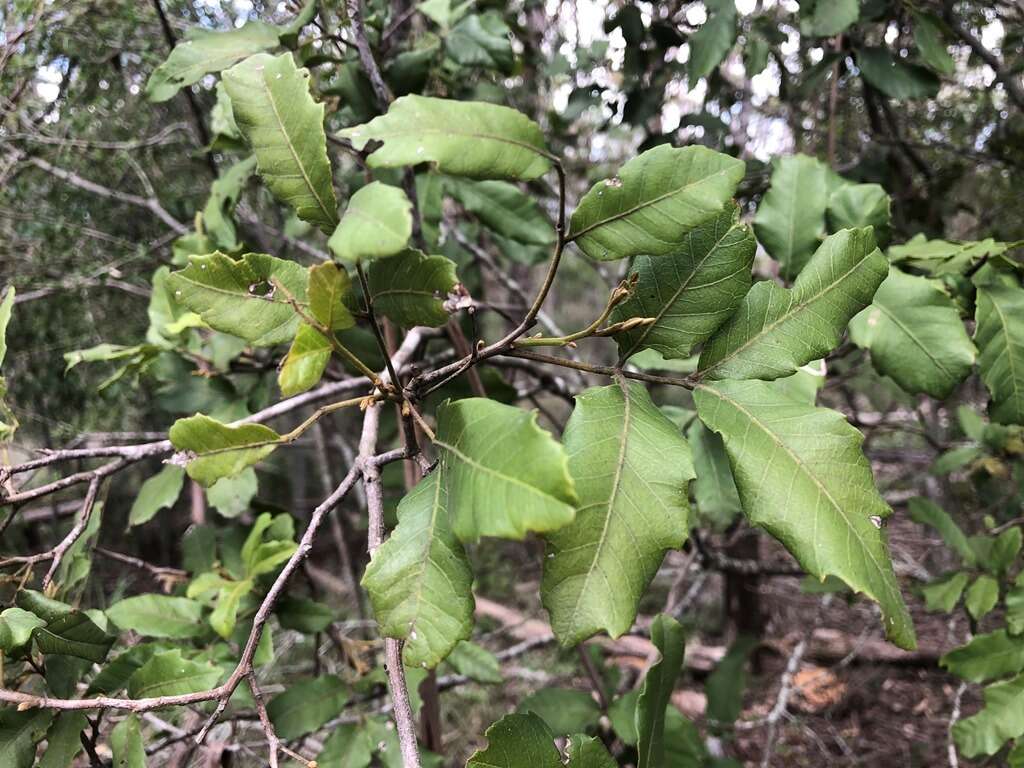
[907,498,976,566]
[694,379,916,649]
[943,630,1024,683]
[107,595,206,639]
[278,0,318,48]
[953,672,1024,757]
[278,324,331,396]
[980,528,1024,577]
[208,578,253,638]
[445,179,555,246]
[608,690,640,745]
[922,571,969,613]
[518,689,601,736]
[435,398,577,542]
[1009,573,1024,635]
[267,676,349,740]
[636,614,685,768]
[86,644,163,697]
[913,12,955,76]
[0,708,50,768]
[966,575,1000,621]
[447,11,514,73]
[565,734,616,768]
[568,144,745,262]
[366,249,459,328]
[167,252,308,346]
[110,713,146,768]
[308,261,356,331]
[362,473,474,669]
[169,413,281,486]
[826,183,891,237]
[467,713,562,768]
[801,0,859,37]
[706,636,756,728]
[975,283,1024,425]
[207,467,258,518]
[318,722,374,768]
[0,285,13,367]
[688,0,737,86]
[16,590,73,623]
[127,649,222,699]
[857,47,940,100]
[849,268,975,399]
[328,182,413,262]
[241,511,297,576]
[276,597,335,633]
[223,52,339,233]
[203,156,257,252]
[699,228,886,381]
[447,640,502,683]
[542,383,693,646]
[687,419,742,530]
[753,154,844,280]
[128,464,185,527]
[145,22,279,102]
[33,612,113,663]
[0,607,45,654]
[38,712,86,768]
[611,205,755,361]
[340,95,552,181]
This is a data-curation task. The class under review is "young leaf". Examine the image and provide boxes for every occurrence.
[167,252,309,346]
[635,614,685,768]
[127,649,222,699]
[610,205,755,361]
[753,154,844,280]
[943,630,1024,683]
[203,155,257,252]
[966,575,999,622]
[975,283,1024,425]
[278,324,331,396]
[107,595,206,639]
[542,383,694,646]
[33,612,114,663]
[445,179,556,246]
[223,52,339,233]
[207,467,258,518]
[307,261,355,331]
[128,464,185,527]
[922,571,969,613]
[568,144,745,262]
[857,47,940,100]
[447,640,502,684]
[361,473,474,669]
[435,398,577,542]
[467,713,563,768]
[849,268,976,399]
[687,0,737,86]
[145,23,279,102]
[110,714,146,768]
[694,379,916,649]
[698,227,887,381]
[687,419,742,530]
[953,672,1024,757]
[340,95,552,181]
[169,413,281,486]
[328,181,413,262]
[366,249,459,328]
[267,676,349,739]
[907,498,976,566]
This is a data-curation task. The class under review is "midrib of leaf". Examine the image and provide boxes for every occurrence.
[565,380,633,633]
[700,244,871,377]
[436,439,564,504]
[408,475,445,625]
[373,288,438,299]
[258,68,335,227]
[872,301,956,377]
[620,222,738,360]
[373,126,552,160]
[569,165,738,242]
[697,384,894,601]
[989,294,1023,407]
[172,274,307,310]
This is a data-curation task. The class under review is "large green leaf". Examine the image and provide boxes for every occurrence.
[169,413,281,486]
[127,649,222,699]
[942,630,1024,684]
[466,713,562,768]
[568,144,745,262]
[687,0,737,86]
[110,714,146,768]
[694,379,916,649]
[0,608,45,654]
[328,182,413,262]
[0,709,50,768]
[203,155,257,252]
[33,612,114,663]
[434,398,577,542]
[366,249,459,327]
[146,22,279,102]
[706,636,756,727]
[107,595,206,639]
[698,228,887,381]
[635,614,685,768]
[167,252,308,346]
[975,283,1024,425]
[753,154,844,280]
[267,676,349,739]
[826,183,891,238]
[340,95,552,181]
[857,47,940,100]
[307,261,355,331]
[610,205,755,361]
[278,324,332,396]
[445,179,556,246]
[542,383,693,646]
[687,419,742,530]
[953,673,1024,757]
[849,268,975,399]
[362,473,474,669]
[38,712,86,768]
[223,52,339,233]
[128,464,185,527]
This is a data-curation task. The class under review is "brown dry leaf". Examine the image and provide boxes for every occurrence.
[792,664,846,713]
